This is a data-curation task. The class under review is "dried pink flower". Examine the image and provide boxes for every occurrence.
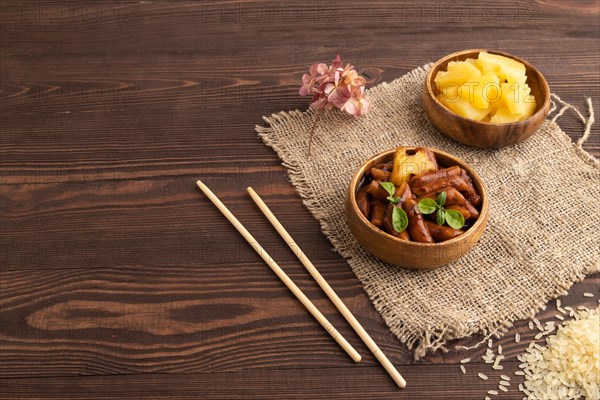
[299,55,370,117]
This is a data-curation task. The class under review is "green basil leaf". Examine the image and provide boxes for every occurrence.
[436,209,446,226]
[418,198,437,214]
[436,191,447,207]
[392,206,408,233]
[387,196,401,204]
[445,209,465,229]
[380,182,395,197]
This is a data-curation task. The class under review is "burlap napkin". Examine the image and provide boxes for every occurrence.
[256,65,599,359]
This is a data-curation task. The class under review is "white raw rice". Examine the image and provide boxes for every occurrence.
[460,364,466,374]
[483,348,495,364]
[517,306,599,400]
[478,372,488,380]
[460,357,470,364]
[534,332,545,340]
[558,306,567,314]
[583,292,594,297]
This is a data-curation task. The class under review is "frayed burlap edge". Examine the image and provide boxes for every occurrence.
[256,64,599,359]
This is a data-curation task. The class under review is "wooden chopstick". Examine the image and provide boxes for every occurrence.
[195,180,361,363]
[247,187,407,388]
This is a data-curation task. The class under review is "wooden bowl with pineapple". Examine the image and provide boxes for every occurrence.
[423,49,550,148]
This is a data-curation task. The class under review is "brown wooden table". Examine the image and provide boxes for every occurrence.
[1,1,598,398]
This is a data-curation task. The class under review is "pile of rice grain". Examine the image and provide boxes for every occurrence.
[518,306,599,400]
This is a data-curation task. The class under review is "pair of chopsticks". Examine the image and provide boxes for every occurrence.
[196,180,406,388]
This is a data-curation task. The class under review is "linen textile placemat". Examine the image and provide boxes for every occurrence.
[256,65,599,358]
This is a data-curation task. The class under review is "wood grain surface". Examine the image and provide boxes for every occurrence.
[1,0,599,398]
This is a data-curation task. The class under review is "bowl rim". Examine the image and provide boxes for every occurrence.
[348,146,489,248]
[425,48,551,127]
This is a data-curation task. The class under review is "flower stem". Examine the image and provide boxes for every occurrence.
[307,110,322,156]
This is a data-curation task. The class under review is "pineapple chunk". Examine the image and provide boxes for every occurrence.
[439,84,459,102]
[477,52,526,85]
[490,107,521,124]
[491,91,536,123]
[500,82,526,115]
[445,97,490,122]
[446,60,480,74]
[464,58,478,67]
[489,95,503,114]
[434,61,481,90]
[459,72,500,110]
[520,94,537,121]
[391,147,437,186]
[492,92,536,123]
